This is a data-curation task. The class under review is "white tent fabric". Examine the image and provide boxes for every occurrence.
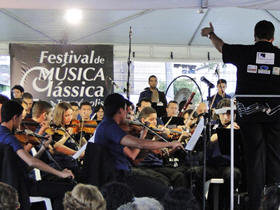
[1,1,280,61]
[1,0,280,10]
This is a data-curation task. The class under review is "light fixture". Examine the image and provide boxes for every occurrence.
[64,9,82,24]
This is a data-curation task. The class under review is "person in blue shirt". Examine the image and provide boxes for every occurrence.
[0,100,74,210]
[209,79,231,110]
[90,93,183,199]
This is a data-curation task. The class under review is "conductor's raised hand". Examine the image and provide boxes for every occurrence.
[201,22,214,37]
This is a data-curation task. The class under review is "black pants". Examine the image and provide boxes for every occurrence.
[27,179,75,210]
[239,121,280,210]
[115,170,169,200]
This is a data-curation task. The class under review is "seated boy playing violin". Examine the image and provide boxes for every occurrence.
[0,100,75,210]
[124,106,189,189]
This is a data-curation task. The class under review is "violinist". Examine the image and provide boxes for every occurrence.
[79,101,96,140]
[0,100,74,210]
[90,93,183,199]
[52,102,83,177]
[125,106,187,189]
[205,99,243,209]
[161,101,184,128]
[79,101,92,121]
[13,98,29,120]
[209,79,231,109]
[21,101,54,160]
[181,109,198,132]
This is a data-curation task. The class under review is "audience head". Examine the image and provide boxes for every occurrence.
[101,182,134,210]
[260,183,280,210]
[162,187,200,210]
[118,197,163,210]
[63,183,106,210]
[254,20,275,41]
[104,93,126,118]
[11,85,24,99]
[0,182,20,210]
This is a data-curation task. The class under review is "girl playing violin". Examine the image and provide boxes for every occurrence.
[52,102,81,154]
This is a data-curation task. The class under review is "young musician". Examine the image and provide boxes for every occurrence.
[209,79,231,109]
[0,100,74,210]
[70,102,79,121]
[207,99,243,209]
[89,93,184,199]
[11,85,24,99]
[22,92,33,118]
[161,101,184,128]
[79,101,92,122]
[52,102,83,177]
[127,106,187,189]
[92,105,104,123]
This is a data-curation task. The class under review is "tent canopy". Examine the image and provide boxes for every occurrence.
[1,1,280,61]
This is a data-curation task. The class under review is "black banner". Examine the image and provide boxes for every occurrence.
[10,44,113,106]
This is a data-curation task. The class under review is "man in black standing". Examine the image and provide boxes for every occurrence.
[138,75,167,118]
[201,20,280,210]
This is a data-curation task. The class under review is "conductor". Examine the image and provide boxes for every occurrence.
[201,20,280,210]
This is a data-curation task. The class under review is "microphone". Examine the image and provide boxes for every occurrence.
[200,76,215,88]
[108,77,127,93]
[108,77,120,89]
[129,26,132,39]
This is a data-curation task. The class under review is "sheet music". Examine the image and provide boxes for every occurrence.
[185,118,204,151]
[72,143,87,159]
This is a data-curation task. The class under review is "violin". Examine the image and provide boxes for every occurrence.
[79,120,98,134]
[20,118,40,132]
[15,130,45,145]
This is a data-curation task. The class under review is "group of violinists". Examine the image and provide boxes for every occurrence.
[0,74,243,210]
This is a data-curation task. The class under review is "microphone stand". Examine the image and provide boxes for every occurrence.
[202,84,213,210]
[127,26,132,100]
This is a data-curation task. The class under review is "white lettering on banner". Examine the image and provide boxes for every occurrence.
[256,52,275,65]
[39,50,104,67]
[20,66,105,98]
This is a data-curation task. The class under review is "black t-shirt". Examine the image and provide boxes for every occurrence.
[161,116,184,128]
[222,41,280,122]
